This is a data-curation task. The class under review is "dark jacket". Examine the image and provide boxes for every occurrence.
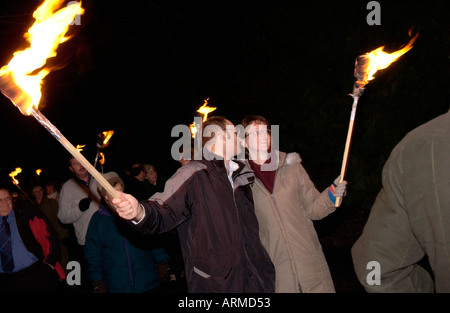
[85,205,170,293]
[132,156,275,293]
[13,200,65,279]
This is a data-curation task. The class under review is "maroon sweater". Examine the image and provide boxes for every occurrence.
[249,158,276,194]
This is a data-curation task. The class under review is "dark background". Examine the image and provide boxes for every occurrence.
[0,0,449,292]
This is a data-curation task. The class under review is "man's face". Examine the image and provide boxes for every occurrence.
[204,119,242,160]
[245,122,271,160]
[69,158,88,180]
[0,189,13,216]
[222,120,242,160]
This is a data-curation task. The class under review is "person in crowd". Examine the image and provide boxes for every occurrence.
[240,114,348,293]
[45,180,60,202]
[143,163,168,197]
[0,186,65,292]
[58,156,104,291]
[85,171,171,293]
[108,116,275,293]
[124,163,151,200]
[32,184,70,273]
[143,162,186,288]
[58,156,103,247]
[352,109,450,293]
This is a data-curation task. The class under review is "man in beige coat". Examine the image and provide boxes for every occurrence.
[240,115,347,293]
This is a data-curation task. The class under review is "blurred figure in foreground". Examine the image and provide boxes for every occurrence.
[352,109,450,292]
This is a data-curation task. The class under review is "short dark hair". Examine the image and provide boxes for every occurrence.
[130,165,144,177]
[240,114,270,130]
[201,116,228,147]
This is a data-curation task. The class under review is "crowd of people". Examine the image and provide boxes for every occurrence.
[1,110,449,293]
[1,155,188,293]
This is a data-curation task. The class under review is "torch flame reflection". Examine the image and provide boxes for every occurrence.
[0,0,84,115]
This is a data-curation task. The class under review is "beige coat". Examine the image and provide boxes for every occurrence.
[245,151,336,292]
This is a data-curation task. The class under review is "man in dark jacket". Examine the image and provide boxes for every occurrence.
[109,116,275,293]
[0,187,65,292]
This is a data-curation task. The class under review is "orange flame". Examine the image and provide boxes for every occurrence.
[101,130,114,146]
[9,167,22,185]
[196,98,216,122]
[0,0,84,115]
[99,152,105,165]
[35,168,42,176]
[76,144,85,152]
[189,121,198,139]
[355,32,418,89]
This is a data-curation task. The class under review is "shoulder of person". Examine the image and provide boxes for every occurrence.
[285,152,302,165]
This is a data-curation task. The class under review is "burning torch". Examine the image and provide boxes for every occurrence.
[9,167,33,203]
[0,0,119,198]
[189,98,217,160]
[93,130,114,172]
[335,31,419,207]
[190,97,217,138]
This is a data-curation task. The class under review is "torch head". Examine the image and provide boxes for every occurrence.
[0,71,35,115]
[352,56,369,97]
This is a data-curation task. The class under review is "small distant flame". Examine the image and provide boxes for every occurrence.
[35,168,42,176]
[9,167,22,185]
[190,98,217,138]
[99,130,114,148]
[354,31,419,90]
[99,152,105,165]
[196,98,216,122]
[189,121,198,139]
[76,144,85,152]
[0,0,84,115]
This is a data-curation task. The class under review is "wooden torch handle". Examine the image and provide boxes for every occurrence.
[30,108,119,198]
[335,96,359,207]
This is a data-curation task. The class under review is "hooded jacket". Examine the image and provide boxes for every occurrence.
[244,151,336,293]
[130,156,275,293]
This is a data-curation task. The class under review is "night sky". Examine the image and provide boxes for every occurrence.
[0,0,449,211]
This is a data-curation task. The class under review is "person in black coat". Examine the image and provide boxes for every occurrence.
[109,116,275,293]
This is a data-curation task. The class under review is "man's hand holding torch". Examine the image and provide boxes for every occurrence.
[106,191,144,222]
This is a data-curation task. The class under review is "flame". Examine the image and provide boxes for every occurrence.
[9,167,22,185]
[196,98,216,122]
[189,121,198,139]
[99,152,105,165]
[35,169,42,176]
[76,144,85,152]
[0,0,84,115]
[100,130,114,148]
[355,32,418,89]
